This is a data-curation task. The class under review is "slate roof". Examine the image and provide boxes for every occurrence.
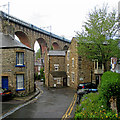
[0,32,33,51]
[48,50,66,56]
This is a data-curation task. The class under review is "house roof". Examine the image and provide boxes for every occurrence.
[50,71,67,77]
[0,32,33,51]
[48,50,66,56]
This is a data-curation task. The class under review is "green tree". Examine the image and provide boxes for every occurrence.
[36,48,41,60]
[76,5,120,71]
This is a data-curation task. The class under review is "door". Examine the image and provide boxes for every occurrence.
[63,78,67,86]
[2,76,8,90]
[95,75,99,87]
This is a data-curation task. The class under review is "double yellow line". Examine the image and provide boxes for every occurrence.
[61,93,77,120]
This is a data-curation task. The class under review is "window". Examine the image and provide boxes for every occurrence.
[94,60,103,69]
[67,76,70,86]
[16,52,25,67]
[16,74,25,90]
[67,50,70,60]
[78,56,82,69]
[98,62,102,69]
[71,72,75,82]
[38,66,40,71]
[67,64,69,73]
[54,78,61,84]
[57,79,61,84]
[54,64,59,71]
[95,61,97,69]
[72,58,74,67]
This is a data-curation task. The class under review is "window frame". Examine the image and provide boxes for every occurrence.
[54,64,59,71]
[16,74,25,91]
[67,64,69,73]
[67,50,70,60]
[71,72,75,83]
[54,77,61,84]
[94,60,103,70]
[72,58,74,67]
[15,52,25,67]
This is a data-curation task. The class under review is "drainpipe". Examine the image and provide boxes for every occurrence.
[91,68,93,83]
[48,54,50,89]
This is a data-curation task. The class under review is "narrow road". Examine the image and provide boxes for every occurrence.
[3,81,76,119]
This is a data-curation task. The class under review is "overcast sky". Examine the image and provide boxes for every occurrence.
[0,0,120,51]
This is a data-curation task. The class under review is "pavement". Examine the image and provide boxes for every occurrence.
[1,81,41,115]
[13,83,40,103]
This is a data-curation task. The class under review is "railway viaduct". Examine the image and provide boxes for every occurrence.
[0,11,71,56]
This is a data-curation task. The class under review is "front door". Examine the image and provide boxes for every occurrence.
[63,78,67,86]
[95,75,100,87]
[2,76,8,90]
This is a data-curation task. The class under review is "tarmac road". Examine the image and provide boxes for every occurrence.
[2,81,76,119]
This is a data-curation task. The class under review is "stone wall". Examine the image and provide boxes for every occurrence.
[67,38,95,89]
[0,47,34,96]
[0,17,70,50]
[44,51,66,87]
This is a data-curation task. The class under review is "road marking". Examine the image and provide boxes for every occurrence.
[61,93,77,120]
[0,83,43,119]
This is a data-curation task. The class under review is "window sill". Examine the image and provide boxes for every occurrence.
[15,65,25,67]
[16,88,25,91]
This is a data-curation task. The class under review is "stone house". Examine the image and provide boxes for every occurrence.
[34,58,42,76]
[44,37,111,89]
[66,38,94,89]
[66,38,112,89]
[0,32,34,96]
[44,50,67,87]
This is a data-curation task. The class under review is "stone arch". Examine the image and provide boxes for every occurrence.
[63,45,69,50]
[15,31,30,48]
[52,42,60,50]
[36,38,48,56]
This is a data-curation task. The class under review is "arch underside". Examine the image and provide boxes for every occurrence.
[15,31,30,48]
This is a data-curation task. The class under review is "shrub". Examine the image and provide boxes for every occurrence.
[75,71,120,119]
[98,71,120,109]
[75,93,119,119]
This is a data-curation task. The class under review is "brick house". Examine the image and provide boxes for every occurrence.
[44,50,67,87]
[0,32,34,96]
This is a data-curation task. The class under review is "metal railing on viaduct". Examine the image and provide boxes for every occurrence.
[0,11,71,50]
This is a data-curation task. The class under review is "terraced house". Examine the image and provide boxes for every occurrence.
[66,37,108,89]
[45,37,108,89]
[44,50,67,87]
[0,32,34,96]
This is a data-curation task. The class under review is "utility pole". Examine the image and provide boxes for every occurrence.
[49,25,52,50]
[40,26,52,50]
[8,2,10,23]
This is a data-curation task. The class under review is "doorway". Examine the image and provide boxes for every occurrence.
[63,78,67,86]
[2,76,8,90]
[95,75,100,87]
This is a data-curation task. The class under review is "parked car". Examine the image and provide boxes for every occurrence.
[77,82,97,91]
[40,78,44,82]
[0,88,12,101]
[76,82,97,104]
